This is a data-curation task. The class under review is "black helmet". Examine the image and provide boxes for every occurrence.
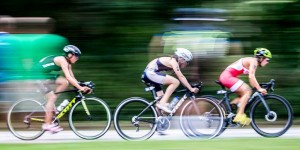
[63,45,81,56]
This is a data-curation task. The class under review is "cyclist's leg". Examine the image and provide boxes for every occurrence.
[42,77,65,132]
[219,72,252,125]
[36,79,56,125]
[153,75,179,113]
[233,83,252,125]
[43,88,63,132]
[234,83,252,114]
[44,91,57,124]
[55,76,69,93]
[143,71,179,104]
[159,75,179,104]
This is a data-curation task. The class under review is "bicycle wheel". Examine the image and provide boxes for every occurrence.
[249,94,293,137]
[113,97,158,140]
[200,95,228,136]
[180,98,224,139]
[7,99,46,140]
[69,97,111,140]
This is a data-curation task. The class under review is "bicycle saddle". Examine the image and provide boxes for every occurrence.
[215,80,226,90]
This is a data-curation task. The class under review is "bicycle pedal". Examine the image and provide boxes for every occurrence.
[23,120,30,124]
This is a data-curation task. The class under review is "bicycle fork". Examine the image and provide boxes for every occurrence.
[251,92,277,121]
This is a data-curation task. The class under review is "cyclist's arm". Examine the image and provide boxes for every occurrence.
[170,59,193,91]
[248,59,261,90]
[68,65,75,78]
[55,57,83,90]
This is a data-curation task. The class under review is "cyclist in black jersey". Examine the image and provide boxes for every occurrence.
[36,45,91,133]
[142,48,199,113]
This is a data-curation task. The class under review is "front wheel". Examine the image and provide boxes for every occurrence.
[249,94,293,137]
[180,98,224,139]
[69,97,112,140]
[7,99,46,140]
[113,97,158,141]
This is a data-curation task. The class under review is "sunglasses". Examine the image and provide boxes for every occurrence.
[74,53,80,58]
[265,58,270,62]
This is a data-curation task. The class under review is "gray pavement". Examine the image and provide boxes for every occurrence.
[1,126,300,143]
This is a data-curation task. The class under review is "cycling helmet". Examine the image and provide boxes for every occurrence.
[254,48,272,58]
[175,48,193,62]
[63,45,81,56]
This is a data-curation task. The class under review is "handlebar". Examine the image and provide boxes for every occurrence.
[78,81,96,90]
[175,82,203,96]
[77,81,95,94]
[258,79,275,92]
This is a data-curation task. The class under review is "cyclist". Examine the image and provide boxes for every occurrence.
[35,45,91,133]
[141,48,199,113]
[218,48,272,125]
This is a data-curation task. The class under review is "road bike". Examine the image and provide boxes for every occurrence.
[7,81,112,140]
[113,82,224,140]
[201,79,293,137]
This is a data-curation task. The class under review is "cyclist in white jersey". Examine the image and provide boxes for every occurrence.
[142,48,199,113]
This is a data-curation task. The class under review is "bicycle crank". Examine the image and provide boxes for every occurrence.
[156,116,170,132]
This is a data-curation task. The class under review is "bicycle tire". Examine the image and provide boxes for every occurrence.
[113,97,158,141]
[200,95,228,136]
[180,98,224,139]
[7,99,46,140]
[249,94,293,137]
[69,97,112,140]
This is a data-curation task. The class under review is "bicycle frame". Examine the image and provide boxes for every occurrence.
[56,97,77,119]
[216,79,276,117]
[27,90,89,124]
[143,82,201,117]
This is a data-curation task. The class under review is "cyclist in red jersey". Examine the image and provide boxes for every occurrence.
[219,48,272,125]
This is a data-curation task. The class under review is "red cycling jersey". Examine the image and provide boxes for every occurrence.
[219,59,249,92]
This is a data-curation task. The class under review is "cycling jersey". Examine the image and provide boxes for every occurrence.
[34,55,62,94]
[219,59,249,92]
[226,59,249,76]
[142,58,172,91]
[38,55,62,73]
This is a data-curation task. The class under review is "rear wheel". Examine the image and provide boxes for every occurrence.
[7,99,46,140]
[113,97,158,140]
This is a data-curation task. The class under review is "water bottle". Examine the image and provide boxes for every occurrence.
[57,99,69,112]
[169,96,180,109]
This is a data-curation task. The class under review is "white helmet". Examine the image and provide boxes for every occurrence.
[175,48,193,62]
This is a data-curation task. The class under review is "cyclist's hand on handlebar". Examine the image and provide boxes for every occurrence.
[80,86,92,94]
[190,87,199,94]
[258,88,267,95]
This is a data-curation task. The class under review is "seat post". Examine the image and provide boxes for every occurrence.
[150,89,157,99]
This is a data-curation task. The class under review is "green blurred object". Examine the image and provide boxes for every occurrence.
[4,34,68,80]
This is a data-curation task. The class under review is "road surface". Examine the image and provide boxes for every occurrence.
[1,126,300,143]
